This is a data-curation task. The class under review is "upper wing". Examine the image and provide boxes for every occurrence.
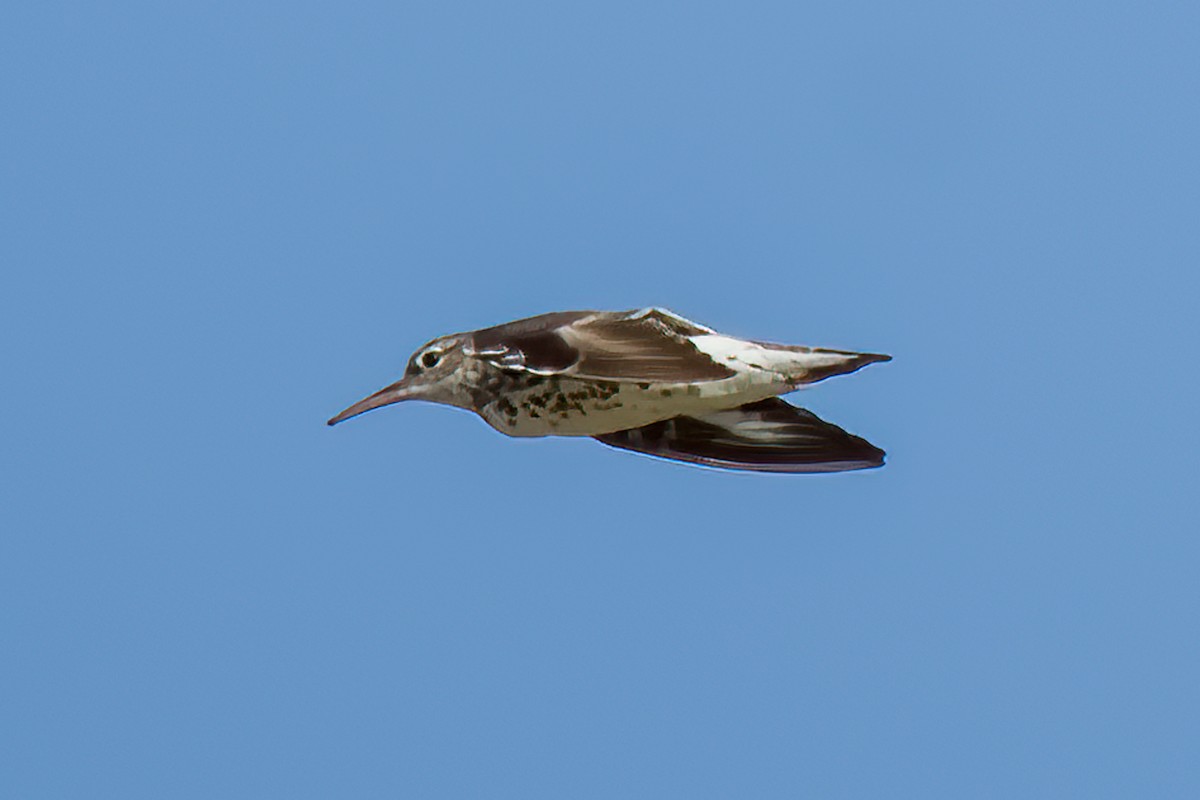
[468,308,734,382]
[593,398,885,473]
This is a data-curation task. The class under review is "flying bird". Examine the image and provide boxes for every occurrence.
[328,308,890,473]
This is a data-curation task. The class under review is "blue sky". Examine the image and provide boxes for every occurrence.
[3,2,1197,797]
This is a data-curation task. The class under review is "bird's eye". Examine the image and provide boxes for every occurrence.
[421,352,440,369]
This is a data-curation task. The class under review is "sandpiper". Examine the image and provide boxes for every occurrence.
[328,308,891,473]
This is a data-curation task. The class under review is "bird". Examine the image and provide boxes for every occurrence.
[327,307,891,473]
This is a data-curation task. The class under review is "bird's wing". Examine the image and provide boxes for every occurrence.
[468,308,734,382]
[593,398,885,473]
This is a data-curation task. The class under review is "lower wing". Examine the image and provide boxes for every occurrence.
[593,398,885,474]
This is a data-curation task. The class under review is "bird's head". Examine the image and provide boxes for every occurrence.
[327,335,472,426]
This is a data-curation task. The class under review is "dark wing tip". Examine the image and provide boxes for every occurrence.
[594,399,888,474]
[846,351,891,370]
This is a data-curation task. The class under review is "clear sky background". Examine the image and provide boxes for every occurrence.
[3,2,1198,797]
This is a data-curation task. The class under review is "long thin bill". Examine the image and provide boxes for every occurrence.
[327,380,411,426]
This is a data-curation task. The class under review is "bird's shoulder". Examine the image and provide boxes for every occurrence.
[466,308,734,382]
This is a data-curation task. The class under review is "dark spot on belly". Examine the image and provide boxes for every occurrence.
[548,393,571,415]
[497,397,518,417]
[660,388,672,397]
[595,381,619,400]
[637,382,650,390]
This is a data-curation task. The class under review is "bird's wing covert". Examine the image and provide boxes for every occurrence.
[469,308,734,382]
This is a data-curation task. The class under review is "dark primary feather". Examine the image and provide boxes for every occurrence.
[469,308,734,382]
[593,398,885,473]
